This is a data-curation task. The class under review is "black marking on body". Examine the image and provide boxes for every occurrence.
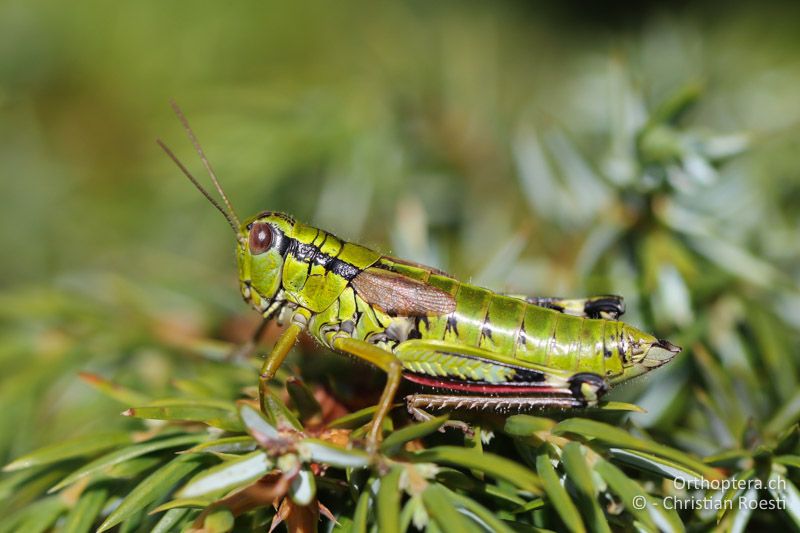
[290,241,314,262]
[525,297,564,312]
[348,290,367,333]
[308,229,322,276]
[330,259,359,280]
[480,311,493,343]
[320,323,339,337]
[409,316,424,340]
[305,240,316,278]
[274,229,290,256]
[445,315,459,337]
[517,319,528,346]
[309,230,322,278]
[375,262,399,273]
[288,238,360,281]
[253,211,296,225]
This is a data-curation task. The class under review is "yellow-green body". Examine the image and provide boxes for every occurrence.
[239,213,678,401]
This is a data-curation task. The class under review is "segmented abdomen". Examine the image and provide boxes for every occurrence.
[417,276,626,379]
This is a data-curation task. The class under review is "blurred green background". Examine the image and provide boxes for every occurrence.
[2,0,800,525]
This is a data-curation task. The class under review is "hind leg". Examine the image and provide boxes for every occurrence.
[517,295,625,320]
[404,373,607,416]
[331,338,403,451]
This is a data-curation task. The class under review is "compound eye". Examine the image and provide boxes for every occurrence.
[248,222,273,255]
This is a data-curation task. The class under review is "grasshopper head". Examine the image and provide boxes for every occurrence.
[237,211,296,317]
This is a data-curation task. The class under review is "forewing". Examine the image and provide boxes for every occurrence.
[352,267,456,316]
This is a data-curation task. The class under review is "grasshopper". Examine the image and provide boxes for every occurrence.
[158,103,680,448]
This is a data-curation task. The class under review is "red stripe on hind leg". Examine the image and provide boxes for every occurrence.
[402,373,573,396]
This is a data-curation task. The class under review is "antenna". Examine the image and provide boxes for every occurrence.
[157,100,243,233]
[156,139,239,234]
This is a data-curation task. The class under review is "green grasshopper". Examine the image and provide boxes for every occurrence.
[158,103,680,448]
